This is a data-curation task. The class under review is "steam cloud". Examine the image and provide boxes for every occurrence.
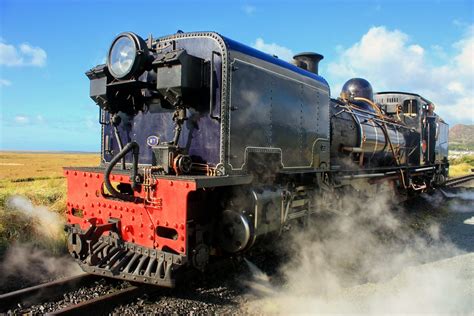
[442,190,474,201]
[242,187,473,314]
[1,196,82,288]
[6,196,65,242]
[0,243,82,287]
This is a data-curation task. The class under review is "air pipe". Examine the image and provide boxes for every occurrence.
[104,141,140,202]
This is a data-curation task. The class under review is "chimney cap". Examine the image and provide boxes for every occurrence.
[293,52,324,60]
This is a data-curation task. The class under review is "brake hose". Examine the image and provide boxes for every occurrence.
[104,141,140,202]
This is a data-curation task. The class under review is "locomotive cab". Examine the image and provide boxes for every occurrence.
[374,92,448,168]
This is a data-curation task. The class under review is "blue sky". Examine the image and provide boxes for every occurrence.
[1,0,473,151]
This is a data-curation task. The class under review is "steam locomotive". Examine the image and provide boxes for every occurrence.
[64,31,449,287]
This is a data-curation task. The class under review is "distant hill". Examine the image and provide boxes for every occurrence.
[449,124,474,151]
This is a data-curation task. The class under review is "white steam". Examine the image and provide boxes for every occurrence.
[464,217,474,225]
[1,196,82,287]
[0,243,83,287]
[6,195,65,241]
[440,189,474,201]
[242,189,472,314]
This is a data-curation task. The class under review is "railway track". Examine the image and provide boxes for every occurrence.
[49,285,147,315]
[0,255,236,315]
[444,174,474,187]
[0,273,157,315]
[0,274,97,312]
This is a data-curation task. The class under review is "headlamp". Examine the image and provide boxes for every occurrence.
[107,32,148,79]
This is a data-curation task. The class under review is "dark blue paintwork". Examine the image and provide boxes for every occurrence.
[222,36,329,88]
[103,36,223,166]
[101,33,329,168]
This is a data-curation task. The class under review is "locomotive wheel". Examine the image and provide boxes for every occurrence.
[216,209,254,253]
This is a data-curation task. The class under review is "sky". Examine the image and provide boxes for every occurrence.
[0,0,473,152]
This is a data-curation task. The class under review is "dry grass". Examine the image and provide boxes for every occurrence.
[449,163,473,178]
[0,152,99,251]
[448,154,474,178]
[0,152,99,181]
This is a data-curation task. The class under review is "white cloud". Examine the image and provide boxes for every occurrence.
[0,78,11,86]
[242,4,256,15]
[0,40,47,67]
[327,25,474,125]
[14,115,30,124]
[453,19,468,28]
[253,38,294,62]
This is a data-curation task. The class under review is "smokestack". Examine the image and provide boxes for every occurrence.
[293,52,324,75]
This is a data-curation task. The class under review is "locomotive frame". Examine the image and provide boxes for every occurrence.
[64,31,449,287]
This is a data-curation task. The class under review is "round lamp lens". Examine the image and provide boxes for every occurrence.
[109,36,136,78]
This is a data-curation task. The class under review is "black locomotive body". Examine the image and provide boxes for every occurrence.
[64,31,449,286]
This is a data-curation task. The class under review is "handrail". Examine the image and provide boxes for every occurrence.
[209,51,221,121]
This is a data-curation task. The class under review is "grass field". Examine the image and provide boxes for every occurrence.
[0,152,99,252]
[449,154,474,177]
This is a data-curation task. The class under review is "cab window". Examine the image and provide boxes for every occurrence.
[403,99,418,115]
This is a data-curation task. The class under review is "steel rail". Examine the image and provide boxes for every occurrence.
[0,274,98,312]
[46,285,148,316]
[444,174,474,187]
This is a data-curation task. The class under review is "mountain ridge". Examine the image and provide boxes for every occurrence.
[449,124,474,151]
